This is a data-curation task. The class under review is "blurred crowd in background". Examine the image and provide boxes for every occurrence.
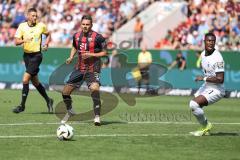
[156,0,240,51]
[0,0,152,47]
[0,0,240,51]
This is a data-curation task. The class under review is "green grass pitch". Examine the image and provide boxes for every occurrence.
[0,90,240,160]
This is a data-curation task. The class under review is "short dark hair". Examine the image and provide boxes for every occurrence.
[81,15,92,23]
[204,32,216,41]
[28,8,37,13]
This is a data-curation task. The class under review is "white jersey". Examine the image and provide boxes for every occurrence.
[194,50,225,104]
[201,49,225,90]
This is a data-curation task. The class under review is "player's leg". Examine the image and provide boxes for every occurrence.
[13,72,31,113]
[189,95,213,136]
[189,87,223,136]
[89,82,101,126]
[61,84,76,124]
[62,84,75,111]
[142,69,150,93]
[27,53,53,112]
[13,53,33,113]
[89,83,101,116]
[86,72,101,126]
[138,69,144,94]
[190,95,208,127]
[61,69,83,123]
[138,79,142,94]
[31,75,53,113]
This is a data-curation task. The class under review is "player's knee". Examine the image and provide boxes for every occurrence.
[22,79,30,84]
[31,80,39,87]
[89,83,99,92]
[62,86,72,95]
[62,89,70,96]
[22,75,31,84]
[189,100,200,111]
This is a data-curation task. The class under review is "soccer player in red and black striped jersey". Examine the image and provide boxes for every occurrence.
[61,15,107,126]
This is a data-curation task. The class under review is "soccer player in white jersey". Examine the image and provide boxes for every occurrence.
[189,32,225,136]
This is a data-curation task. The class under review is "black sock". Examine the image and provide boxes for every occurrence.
[146,82,150,91]
[36,83,50,102]
[138,81,141,92]
[91,91,101,116]
[21,83,29,107]
[62,95,72,110]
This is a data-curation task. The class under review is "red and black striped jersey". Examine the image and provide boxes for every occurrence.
[72,30,106,73]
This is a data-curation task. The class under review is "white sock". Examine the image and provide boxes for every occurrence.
[189,100,208,126]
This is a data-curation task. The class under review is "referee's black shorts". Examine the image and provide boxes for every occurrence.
[23,52,42,76]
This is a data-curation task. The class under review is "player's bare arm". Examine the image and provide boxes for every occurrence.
[195,72,224,84]
[42,32,51,51]
[66,46,77,64]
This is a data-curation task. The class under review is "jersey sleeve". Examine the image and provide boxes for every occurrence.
[72,33,77,49]
[96,34,107,51]
[137,53,141,63]
[214,61,224,73]
[14,24,23,39]
[148,52,152,63]
[41,23,49,35]
[214,53,224,73]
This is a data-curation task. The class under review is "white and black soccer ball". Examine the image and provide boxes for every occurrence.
[56,124,74,140]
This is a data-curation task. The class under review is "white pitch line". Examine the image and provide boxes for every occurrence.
[0,122,59,126]
[74,133,190,137]
[1,121,240,126]
[128,122,240,125]
[0,135,56,138]
[0,133,190,139]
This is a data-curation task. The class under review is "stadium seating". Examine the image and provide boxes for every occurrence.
[0,0,150,47]
[155,0,240,51]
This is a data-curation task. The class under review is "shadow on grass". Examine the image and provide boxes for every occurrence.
[210,132,240,136]
[70,120,127,126]
[57,139,77,142]
[100,121,127,126]
[27,112,54,114]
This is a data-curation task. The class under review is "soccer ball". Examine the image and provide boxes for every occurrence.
[56,124,74,140]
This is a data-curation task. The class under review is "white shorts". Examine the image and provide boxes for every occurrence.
[194,84,225,105]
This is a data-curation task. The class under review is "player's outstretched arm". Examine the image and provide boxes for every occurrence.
[195,72,224,84]
[66,46,77,64]
[42,32,51,51]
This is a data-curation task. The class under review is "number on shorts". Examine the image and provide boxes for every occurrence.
[208,90,213,94]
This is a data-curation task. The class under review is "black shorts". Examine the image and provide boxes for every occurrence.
[66,69,100,88]
[140,67,149,81]
[23,52,42,76]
